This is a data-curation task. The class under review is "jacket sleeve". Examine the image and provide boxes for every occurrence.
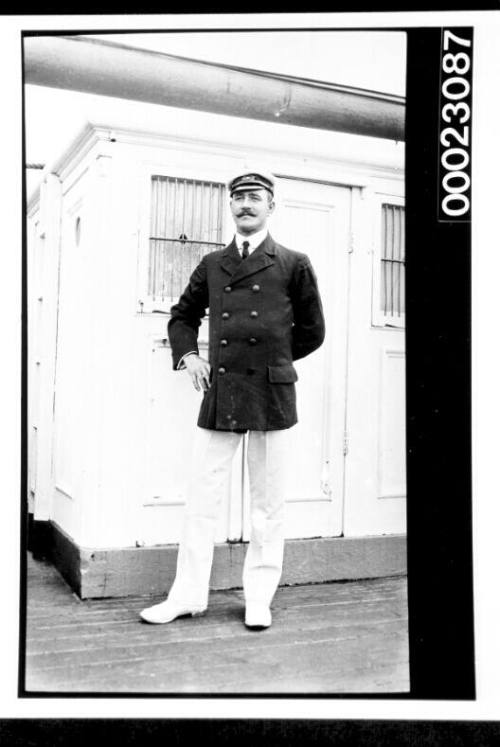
[290,255,326,361]
[167,257,209,370]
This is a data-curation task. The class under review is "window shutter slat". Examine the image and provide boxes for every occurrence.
[380,203,405,319]
[149,175,226,300]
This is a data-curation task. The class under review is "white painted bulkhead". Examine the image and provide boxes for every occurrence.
[27,103,405,552]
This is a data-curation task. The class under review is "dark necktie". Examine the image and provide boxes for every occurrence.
[241,241,250,260]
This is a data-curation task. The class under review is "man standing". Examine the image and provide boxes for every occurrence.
[140,168,325,629]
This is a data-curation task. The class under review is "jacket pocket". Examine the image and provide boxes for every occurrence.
[267,364,298,383]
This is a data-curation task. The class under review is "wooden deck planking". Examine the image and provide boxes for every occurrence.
[26,643,410,694]
[24,554,409,694]
[27,616,407,662]
[27,607,406,654]
[28,593,406,632]
[27,620,407,673]
[26,634,409,694]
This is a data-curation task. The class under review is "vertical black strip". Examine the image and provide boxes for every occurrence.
[406,29,474,698]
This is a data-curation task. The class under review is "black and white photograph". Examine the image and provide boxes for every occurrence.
[23,27,410,696]
[8,7,494,724]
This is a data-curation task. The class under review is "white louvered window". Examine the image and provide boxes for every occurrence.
[148,176,226,302]
[372,201,405,328]
[380,203,405,318]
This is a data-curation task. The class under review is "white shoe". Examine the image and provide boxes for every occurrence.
[245,603,272,629]
[140,599,206,624]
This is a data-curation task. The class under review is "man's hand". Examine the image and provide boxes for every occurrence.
[184,354,211,392]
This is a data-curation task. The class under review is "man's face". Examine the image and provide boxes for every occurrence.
[230,188,275,235]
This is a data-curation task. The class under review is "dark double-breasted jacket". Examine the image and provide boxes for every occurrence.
[168,233,325,431]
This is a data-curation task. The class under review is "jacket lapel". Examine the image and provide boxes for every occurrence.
[227,234,276,284]
[219,238,242,278]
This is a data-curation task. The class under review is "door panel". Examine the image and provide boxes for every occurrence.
[242,178,351,540]
[343,190,406,536]
[138,335,237,545]
[53,192,88,503]
[28,222,44,499]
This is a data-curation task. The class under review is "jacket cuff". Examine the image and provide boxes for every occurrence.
[176,351,198,370]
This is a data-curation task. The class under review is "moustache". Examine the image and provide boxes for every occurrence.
[238,211,255,217]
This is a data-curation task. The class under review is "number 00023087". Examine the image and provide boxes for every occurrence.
[440,30,472,219]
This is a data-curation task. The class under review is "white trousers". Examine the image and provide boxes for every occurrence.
[167,427,290,609]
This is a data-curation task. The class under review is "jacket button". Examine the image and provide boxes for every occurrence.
[224,286,232,293]
[218,367,226,375]
[249,337,257,345]
[252,284,260,292]
[222,312,230,319]
[220,338,228,346]
[250,310,258,318]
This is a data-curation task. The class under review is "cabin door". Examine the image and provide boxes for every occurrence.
[239,177,352,540]
[342,191,406,536]
[136,169,352,545]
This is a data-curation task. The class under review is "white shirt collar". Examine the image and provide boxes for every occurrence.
[235,228,268,254]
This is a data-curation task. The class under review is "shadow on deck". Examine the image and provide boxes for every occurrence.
[23,552,409,695]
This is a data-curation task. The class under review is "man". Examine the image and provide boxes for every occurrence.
[140,168,325,629]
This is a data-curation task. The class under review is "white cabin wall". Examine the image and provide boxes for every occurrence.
[51,145,126,546]
[51,160,93,542]
[27,208,39,515]
[29,107,405,551]
[27,174,63,524]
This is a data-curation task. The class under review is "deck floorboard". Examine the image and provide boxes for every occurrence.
[24,553,409,695]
